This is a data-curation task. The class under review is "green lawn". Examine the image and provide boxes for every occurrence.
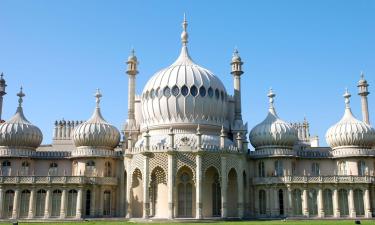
[4,220,374,225]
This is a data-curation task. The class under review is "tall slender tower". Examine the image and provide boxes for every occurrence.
[231,49,244,128]
[0,73,7,122]
[358,72,370,124]
[124,49,139,148]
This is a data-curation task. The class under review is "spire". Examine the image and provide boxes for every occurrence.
[95,88,102,108]
[17,86,25,107]
[358,71,370,124]
[344,88,351,109]
[181,13,188,46]
[268,88,277,115]
[173,14,194,65]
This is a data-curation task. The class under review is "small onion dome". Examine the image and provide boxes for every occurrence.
[358,72,368,87]
[231,49,242,63]
[127,48,138,62]
[249,89,298,150]
[73,89,120,149]
[326,89,375,149]
[0,87,42,149]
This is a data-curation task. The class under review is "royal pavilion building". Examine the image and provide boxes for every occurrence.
[0,17,374,221]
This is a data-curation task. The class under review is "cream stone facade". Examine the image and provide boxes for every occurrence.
[0,17,375,220]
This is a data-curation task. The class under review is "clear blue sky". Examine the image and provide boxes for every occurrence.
[0,1,374,146]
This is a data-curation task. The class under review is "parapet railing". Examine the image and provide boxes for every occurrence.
[252,175,374,185]
[0,176,118,185]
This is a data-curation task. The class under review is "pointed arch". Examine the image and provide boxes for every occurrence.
[176,166,195,218]
[203,166,221,217]
[227,168,238,217]
[131,168,143,218]
[150,166,168,218]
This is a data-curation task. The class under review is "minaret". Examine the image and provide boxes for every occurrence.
[231,49,244,123]
[358,72,370,124]
[126,48,138,128]
[0,73,7,121]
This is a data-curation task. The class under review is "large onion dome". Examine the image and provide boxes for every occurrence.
[0,87,43,149]
[249,89,298,150]
[73,89,120,150]
[326,90,375,149]
[141,16,228,130]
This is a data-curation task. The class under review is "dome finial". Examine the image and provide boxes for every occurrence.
[95,88,102,108]
[343,88,351,109]
[181,13,188,46]
[17,86,25,107]
[268,88,276,109]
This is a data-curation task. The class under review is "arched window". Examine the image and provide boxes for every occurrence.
[49,162,58,176]
[323,189,333,216]
[4,190,14,218]
[258,161,265,177]
[2,160,11,176]
[104,161,112,177]
[208,87,213,98]
[357,160,366,176]
[338,161,346,175]
[291,161,297,176]
[292,189,302,215]
[212,173,221,217]
[172,85,180,96]
[67,190,77,217]
[190,85,198,97]
[20,161,30,176]
[338,189,349,216]
[103,190,111,216]
[199,86,206,97]
[86,160,96,176]
[163,86,171,97]
[215,89,220,99]
[308,189,318,216]
[354,189,364,216]
[274,160,283,176]
[51,190,62,217]
[311,163,320,176]
[259,190,266,215]
[20,190,30,218]
[178,172,193,217]
[36,189,46,217]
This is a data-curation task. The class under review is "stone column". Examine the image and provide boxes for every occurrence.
[221,156,227,218]
[90,186,96,217]
[266,188,271,216]
[286,185,293,217]
[349,188,356,218]
[364,188,372,218]
[237,160,244,218]
[12,188,20,219]
[372,185,375,216]
[142,154,150,219]
[0,185,4,219]
[167,151,175,219]
[60,189,67,219]
[195,152,203,219]
[333,188,340,218]
[125,156,132,218]
[99,186,104,217]
[254,187,259,217]
[303,188,309,217]
[318,187,324,218]
[76,187,83,219]
[28,188,36,219]
[119,170,125,217]
[273,188,279,217]
[44,188,51,219]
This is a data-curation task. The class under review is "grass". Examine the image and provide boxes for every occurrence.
[2,220,374,225]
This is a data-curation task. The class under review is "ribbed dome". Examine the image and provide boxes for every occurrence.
[249,89,298,150]
[326,90,375,149]
[73,90,120,149]
[141,18,228,130]
[0,88,42,149]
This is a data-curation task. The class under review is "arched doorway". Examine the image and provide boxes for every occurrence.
[354,189,364,216]
[292,189,302,216]
[131,168,143,218]
[227,168,238,217]
[4,190,14,218]
[150,166,168,218]
[308,189,318,216]
[177,166,194,218]
[204,166,221,217]
[51,190,62,217]
[20,190,30,218]
[323,189,333,216]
